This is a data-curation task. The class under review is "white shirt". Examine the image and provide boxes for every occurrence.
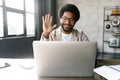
[62,33,72,42]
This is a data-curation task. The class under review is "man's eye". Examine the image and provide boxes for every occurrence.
[70,19,75,21]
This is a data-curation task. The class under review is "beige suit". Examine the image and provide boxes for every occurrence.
[40,26,89,41]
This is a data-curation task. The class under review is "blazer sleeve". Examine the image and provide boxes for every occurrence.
[82,32,89,41]
[40,33,49,41]
[78,30,89,41]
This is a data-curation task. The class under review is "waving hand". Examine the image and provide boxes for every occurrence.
[42,14,57,38]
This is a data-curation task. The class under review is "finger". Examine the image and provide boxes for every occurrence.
[45,14,48,22]
[47,14,51,23]
[49,16,52,24]
[46,14,50,23]
[47,14,50,22]
[53,24,58,29]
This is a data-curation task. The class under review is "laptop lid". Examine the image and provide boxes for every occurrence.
[33,41,97,77]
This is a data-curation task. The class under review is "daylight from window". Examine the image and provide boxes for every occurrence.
[0,1,2,5]
[0,0,35,38]
[5,0,24,10]
[25,0,35,13]
[26,13,35,35]
[7,12,24,35]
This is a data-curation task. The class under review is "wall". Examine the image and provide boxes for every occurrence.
[55,0,120,55]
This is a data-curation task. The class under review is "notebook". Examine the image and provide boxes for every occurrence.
[33,41,97,77]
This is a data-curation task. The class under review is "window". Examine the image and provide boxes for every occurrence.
[0,8,3,37]
[0,1,2,5]
[0,0,35,38]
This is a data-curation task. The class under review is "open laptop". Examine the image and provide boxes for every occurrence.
[33,41,97,77]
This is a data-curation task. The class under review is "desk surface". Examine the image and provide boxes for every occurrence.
[0,58,120,80]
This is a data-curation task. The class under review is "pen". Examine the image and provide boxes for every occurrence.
[0,62,11,69]
[109,66,120,72]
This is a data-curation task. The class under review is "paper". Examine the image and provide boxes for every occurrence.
[94,65,120,80]
[110,65,120,72]
[17,59,35,69]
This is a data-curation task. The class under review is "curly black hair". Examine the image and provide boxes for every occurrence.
[58,4,80,21]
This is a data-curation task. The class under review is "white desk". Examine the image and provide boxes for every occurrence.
[0,58,37,80]
[0,58,95,80]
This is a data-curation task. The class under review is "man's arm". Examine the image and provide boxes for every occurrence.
[40,33,49,41]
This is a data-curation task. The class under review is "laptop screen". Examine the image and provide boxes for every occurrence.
[33,41,97,77]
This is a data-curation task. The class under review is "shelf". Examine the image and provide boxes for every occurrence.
[104,20,110,21]
[103,6,120,59]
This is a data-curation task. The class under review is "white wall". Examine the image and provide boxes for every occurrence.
[55,0,120,53]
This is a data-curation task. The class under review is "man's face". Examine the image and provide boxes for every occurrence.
[60,11,76,34]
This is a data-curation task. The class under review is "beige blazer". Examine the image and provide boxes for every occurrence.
[40,26,89,41]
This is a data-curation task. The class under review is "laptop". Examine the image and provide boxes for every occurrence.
[33,41,97,77]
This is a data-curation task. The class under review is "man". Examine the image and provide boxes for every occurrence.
[41,4,89,41]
